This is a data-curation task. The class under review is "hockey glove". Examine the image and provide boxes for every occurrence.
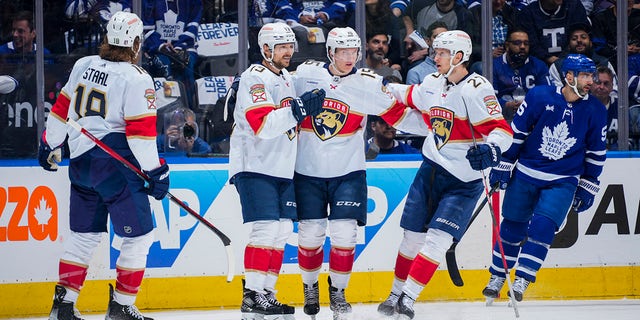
[144,159,170,200]
[489,160,515,190]
[38,132,62,172]
[572,177,600,213]
[291,89,326,123]
[465,144,501,171]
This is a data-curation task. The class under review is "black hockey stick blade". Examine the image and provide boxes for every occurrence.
[446,183,499,286]
[446,241,464,286]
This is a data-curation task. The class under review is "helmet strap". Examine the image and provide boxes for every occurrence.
[444,51,463,78]
[567,73,586,98]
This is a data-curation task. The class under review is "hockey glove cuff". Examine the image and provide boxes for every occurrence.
[466,143,501,171]
[144,159,170,200]
[572,177,600,213]
[38,132,62,172]
[291,89,326,123]
[489,160,515,190]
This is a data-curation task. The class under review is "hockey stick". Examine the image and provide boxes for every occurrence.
[66,118,235,282]
[464,112,519,317]
[463,99,519,318]
[446,183,499,286]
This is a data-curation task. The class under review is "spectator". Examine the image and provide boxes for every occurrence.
[366,115,420,154]
[392,0,477,72]
[548,23,618,98]
[517,0,589,65]
[591,0,640,60]
[156,107,212,154]
[628,23,640,105]
[468,0,518,74]
[493,27,550,121]
[365,31,403,81]
[142,0,202,110]
[413,0,478,61]
[262,1,355,28]
[0,10,50,55]
[591,66,619,150]
[364,0,404,68]
[405,21,447,85]
[63,1,132,54]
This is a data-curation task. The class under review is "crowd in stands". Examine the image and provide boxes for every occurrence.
[2,0,640,158]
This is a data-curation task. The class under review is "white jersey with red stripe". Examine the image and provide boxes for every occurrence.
[386,72,514,182]
[44,55,160,171]
[292,61,401,178]
[229,63,299,180]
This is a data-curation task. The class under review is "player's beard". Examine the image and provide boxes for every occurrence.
[272,56,291,70]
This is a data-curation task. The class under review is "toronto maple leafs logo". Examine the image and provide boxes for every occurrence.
[538,121,576,160]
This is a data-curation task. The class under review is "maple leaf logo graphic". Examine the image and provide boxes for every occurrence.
[538,121,576,160]
[34,197,53,227]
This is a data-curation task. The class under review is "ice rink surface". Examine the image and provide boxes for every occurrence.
[16,299,640,320]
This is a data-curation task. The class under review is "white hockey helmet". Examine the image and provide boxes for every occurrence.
[106,11,143,48]
[258,22,297,61]
[432,30,472,63]
[326,27,362,63]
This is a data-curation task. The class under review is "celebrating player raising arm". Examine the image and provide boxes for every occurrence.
[377,30,513,319]
[291,26,411,320]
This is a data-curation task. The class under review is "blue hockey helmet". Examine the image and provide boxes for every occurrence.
[561,54,596,79]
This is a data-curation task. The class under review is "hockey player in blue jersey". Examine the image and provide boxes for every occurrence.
[482,53,607,303]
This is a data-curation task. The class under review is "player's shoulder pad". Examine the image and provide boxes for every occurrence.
[356,68,384,83]
[296,59,326,74]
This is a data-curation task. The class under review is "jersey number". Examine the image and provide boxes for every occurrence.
[74,84,107,118]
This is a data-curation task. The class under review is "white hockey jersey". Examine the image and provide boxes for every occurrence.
[45,55,160,171]
[292,61,403,178]
[229,64,299,179]
[386,72,514,182]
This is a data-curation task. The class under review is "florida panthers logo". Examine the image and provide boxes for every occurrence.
[312,99,348,141]
[430,107,454,149]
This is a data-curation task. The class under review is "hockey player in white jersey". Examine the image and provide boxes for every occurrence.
[291,27,409,320]
[228,22,325,320]
[482,54,607,303]
[39,12,168,320]
[375,30,513,319]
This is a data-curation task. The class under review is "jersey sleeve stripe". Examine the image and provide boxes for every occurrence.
[125,115,157,138]
[246,104,276,134]
[50,92,71,121]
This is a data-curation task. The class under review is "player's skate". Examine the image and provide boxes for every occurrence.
[48,285,84,320]
[105,284,153,320]
[264,289,295,320]
[394,292,415,320]
[302,281,320,319]
[508,277,530,302]
[482,275,506,306]
[376,291,399,316]
[241,282,285,320]
[328,277,352,320]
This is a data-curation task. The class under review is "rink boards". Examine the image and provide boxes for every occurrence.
[0,155,639,317]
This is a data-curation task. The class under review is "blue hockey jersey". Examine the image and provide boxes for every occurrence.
[493,53,550,108]
[517,0,589,62]
[504,85,607,186]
